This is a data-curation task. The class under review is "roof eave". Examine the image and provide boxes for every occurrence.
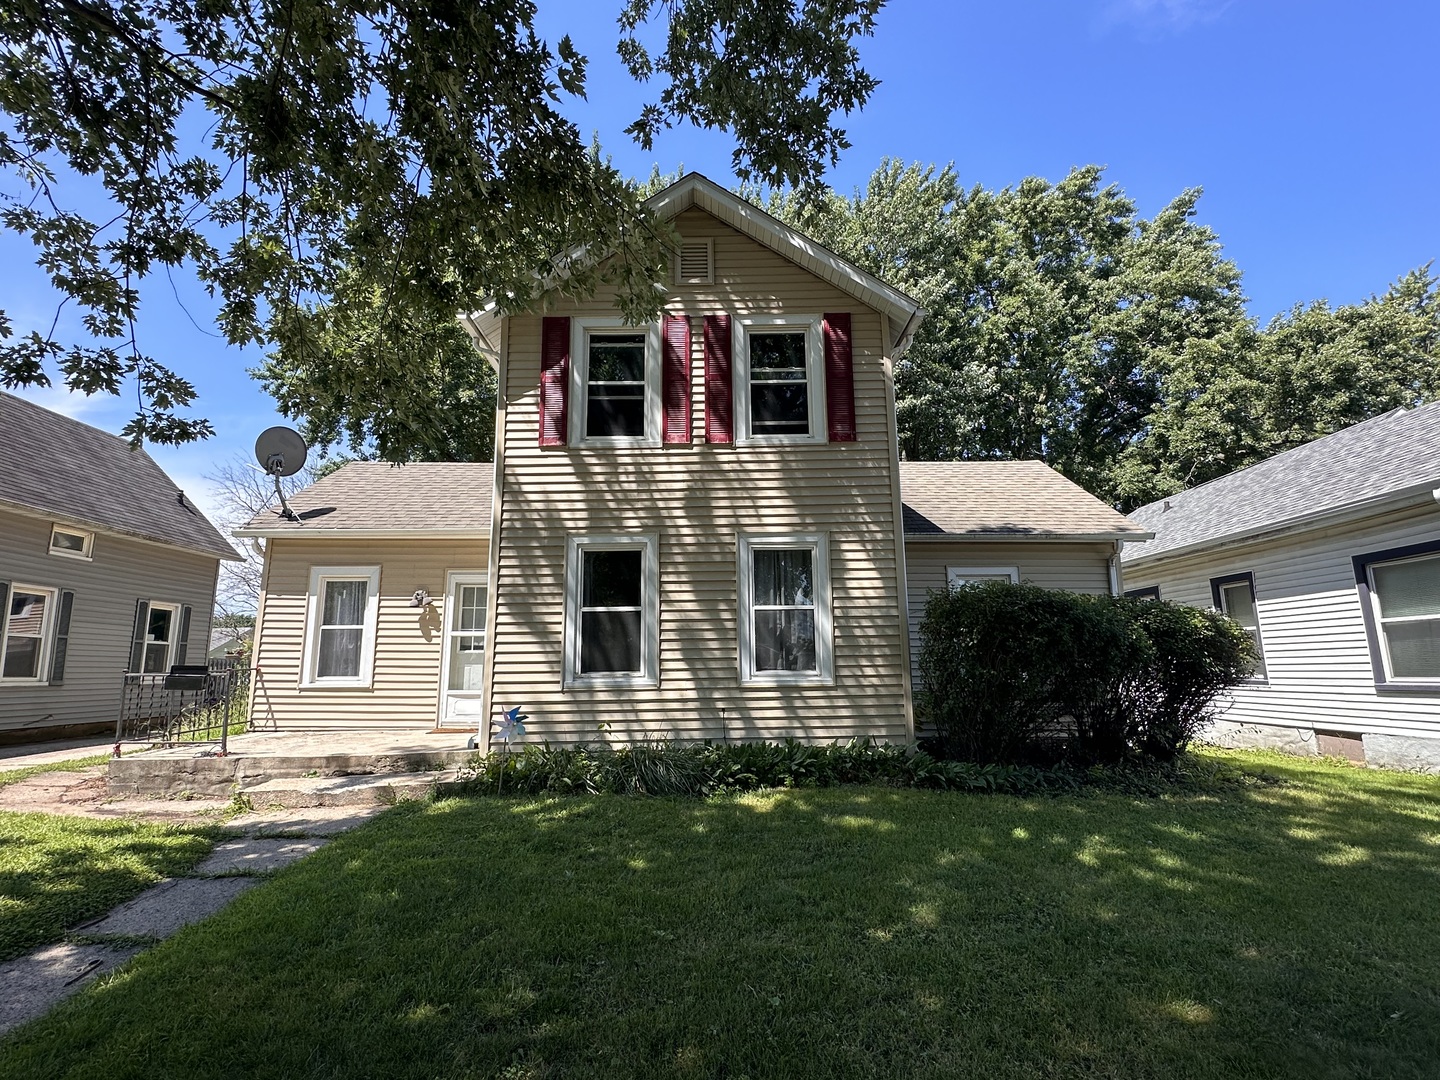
[0,498,242,562]
[905,529,1154,543]
[234,526,490,540]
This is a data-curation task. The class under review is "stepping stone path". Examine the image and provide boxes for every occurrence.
[0,790,386,1039]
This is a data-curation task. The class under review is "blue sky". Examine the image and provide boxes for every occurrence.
[4,0,1436,525]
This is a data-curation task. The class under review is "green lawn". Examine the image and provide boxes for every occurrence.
[0,813,222,961]
[2,750,1439,1078]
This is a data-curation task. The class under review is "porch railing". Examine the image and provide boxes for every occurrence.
[115,656,251,753]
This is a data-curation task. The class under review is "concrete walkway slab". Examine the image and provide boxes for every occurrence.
[0,942,142,1037]
[79,877,258,940]
[196,837,327,875]
[0,738,115,771]
[232,804,388,836]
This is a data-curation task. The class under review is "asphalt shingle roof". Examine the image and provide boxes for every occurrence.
[899,461,1150,540]
[0,391,239,561]
[238,461,493,532]
[1124,400,1440,564]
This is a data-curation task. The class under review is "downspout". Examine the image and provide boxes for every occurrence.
[1108,540,1123,597]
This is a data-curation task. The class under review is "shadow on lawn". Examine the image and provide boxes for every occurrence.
[5,760,1439,1080]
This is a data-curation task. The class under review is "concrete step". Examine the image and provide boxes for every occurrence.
[239,770,459,809]
[109,748,476,798]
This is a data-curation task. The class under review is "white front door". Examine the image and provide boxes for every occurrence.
[439,572,487,726]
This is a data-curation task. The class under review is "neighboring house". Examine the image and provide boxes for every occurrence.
[235,174,1145,749]
[209,625,253,660]
[1123,401,1440,770]
[0,391,241,744]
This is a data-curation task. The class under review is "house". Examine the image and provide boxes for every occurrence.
[1122,401,1440,770]
[209,625,253,660]
[235,174,1146,750]
[0,392,241,743]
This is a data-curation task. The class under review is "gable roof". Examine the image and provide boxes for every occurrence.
[900,461,1151,542]
[461,173,926,358]
[234,462,493,536]
[1124,400,1440,565]
[0,391,239,561]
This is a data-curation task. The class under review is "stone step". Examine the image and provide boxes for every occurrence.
[239,770,459,808]
[109,747,476,798]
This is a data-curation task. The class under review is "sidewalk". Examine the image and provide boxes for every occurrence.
[0,738,116,771]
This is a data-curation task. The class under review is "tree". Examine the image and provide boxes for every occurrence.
[765,161,1250,499]
[1115,265,1440,505]
[0,0,885,444]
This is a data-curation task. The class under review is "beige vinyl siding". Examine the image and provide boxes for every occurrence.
[1122,502,1440,739]
[904,539,1115,701]
[0,507,218,738]
[251,538,487,729]
[488,207,909,745]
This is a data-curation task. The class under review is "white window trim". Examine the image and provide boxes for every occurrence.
[301,566,381,689]
[738,532,833,686]
[732,314,826,446]
[0,583,58,684]
[946,566,1020,588]
[141,601,182,675]
[568,317,663,448]
[48,524,94,561]
[1367,551,1440,685]
[564,534,660,689]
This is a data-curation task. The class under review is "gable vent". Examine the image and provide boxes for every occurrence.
[676,239,713,285]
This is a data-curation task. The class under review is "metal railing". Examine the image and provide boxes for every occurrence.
[115,656,251,753]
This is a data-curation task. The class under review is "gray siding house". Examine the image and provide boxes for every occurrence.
[1123,401,1440,770]
[0,392,240,743]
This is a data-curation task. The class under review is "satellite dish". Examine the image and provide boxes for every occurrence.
[253,427,308,521]
[254,426,308,477]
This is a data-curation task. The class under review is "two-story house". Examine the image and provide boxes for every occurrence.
[237,175,1148,749]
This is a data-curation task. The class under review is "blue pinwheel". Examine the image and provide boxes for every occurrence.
[495,705,528,745]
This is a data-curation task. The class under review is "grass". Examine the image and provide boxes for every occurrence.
[0,813,223,961]
[0,754,113,790]
[1,749,1438,1078]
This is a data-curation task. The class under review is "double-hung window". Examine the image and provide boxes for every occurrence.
[733,316,825,444]
[302,566,381,687]
[1,585,56,681]
[141,602,180,674]
[564,535,659,688]
[739,534,833,685]
[1354,541,1440,690]
[569,318,661,446]
[1211,572,1267,681]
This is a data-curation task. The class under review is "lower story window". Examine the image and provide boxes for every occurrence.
[947,566,1019,588]
[1357,544,1440,685]
[1211,572,1267,680]
[1,585,55,681]
[303,566,381,687]
[740,534,833,685]
[564,536,659,688]
[142,603,179,674]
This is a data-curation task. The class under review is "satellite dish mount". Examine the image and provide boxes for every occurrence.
[253,427,308,522]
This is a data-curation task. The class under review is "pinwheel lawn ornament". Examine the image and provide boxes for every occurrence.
[495,706,528,747]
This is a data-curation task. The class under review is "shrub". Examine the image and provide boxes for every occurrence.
[917,583,1254,766]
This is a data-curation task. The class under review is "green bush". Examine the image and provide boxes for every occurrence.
[452,738,1079,799]
[917,583,1254,766]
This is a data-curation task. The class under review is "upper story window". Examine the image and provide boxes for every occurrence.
[1211,572,1267,681]
[1354,541,1440,690]
[733,316,825,445]
[1,584,56,681]
[569,318,661,447]
[302,566,381,688]
[49,525,94,560]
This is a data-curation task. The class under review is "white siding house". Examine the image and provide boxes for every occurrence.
[1123,402,1440,770]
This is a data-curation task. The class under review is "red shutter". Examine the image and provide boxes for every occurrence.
[539,316,570,447]
[662,314,692,444]
[823,312,856,442]
[704,314,733,444]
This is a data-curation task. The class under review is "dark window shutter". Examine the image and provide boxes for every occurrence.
[823,312,856,442]
[129,599,149,673]
[176,605,193,665]
[662,314,692,444]
[48,590,75,684]
[704,314,733,444]
[0,581,10,651]
[540,316,570,447]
